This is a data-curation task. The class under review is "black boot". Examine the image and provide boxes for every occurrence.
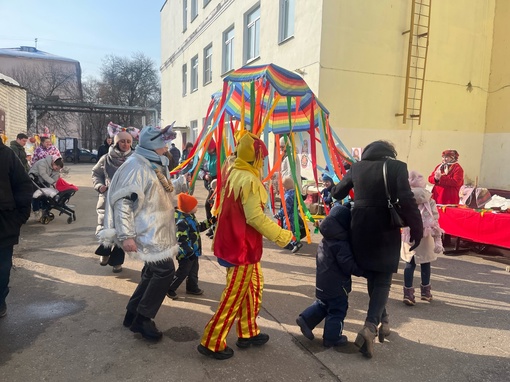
[130,314,163,341]
[235,333,269,348]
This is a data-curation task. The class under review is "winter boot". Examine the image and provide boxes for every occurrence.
[354,322,377,359]
[420,284,433,302]
[403,287,416,306]
[378,315,390,343]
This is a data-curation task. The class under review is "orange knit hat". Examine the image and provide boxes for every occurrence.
[177,193,198,213]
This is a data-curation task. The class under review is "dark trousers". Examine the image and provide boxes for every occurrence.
[365,270,393,327]
[0,245,14,307]
[168,256,199,293]
[95,244,125,266]
[205,190,214,221]
[203,177,216,221]
[126,258,175,319]
[299,294,349,343]
[404,257,431,287]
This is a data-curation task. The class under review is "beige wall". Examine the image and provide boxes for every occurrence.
[161,0,323,149]
[318,0,502,187]
[0,81,27,139]
[162,0,509,188]
[481,0,510,189]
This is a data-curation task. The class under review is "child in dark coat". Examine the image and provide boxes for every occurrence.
[296,205,363,347]
[167,193,215,300]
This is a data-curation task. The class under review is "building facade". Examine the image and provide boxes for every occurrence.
[0,46,83,139]
[161,0,510,189]
[0,74,27,141]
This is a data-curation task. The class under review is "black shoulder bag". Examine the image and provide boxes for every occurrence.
[383,160,406,228]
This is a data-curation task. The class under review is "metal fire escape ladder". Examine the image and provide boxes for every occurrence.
[397,0,431,124]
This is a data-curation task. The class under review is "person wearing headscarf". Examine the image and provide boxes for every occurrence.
[92,131,133,273]
[401,171,443,306]
[329,140,423,359]
[31,136,61,165]
[427,150,464,204]
[197,131,293,360]
[100,125,178,342]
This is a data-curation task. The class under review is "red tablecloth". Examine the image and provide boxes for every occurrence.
[437,206,510,249]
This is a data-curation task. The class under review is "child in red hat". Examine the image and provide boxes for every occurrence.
[167,193,216,299]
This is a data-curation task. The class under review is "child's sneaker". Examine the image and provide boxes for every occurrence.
[292,242,303,253]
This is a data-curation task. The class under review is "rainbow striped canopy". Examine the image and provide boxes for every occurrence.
[213,63,329,134]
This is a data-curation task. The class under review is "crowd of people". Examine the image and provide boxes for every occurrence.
[1,123,466,361]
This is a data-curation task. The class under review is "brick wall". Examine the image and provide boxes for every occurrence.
[0,81,27,140]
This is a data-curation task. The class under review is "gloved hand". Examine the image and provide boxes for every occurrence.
[409,237,422,251]
[434,168,441,180]
[208,216,217,225]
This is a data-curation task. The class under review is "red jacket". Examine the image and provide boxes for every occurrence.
[428,163,464,204]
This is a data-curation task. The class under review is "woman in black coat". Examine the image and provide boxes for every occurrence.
[0,139,33,317]
[330,140,423,358]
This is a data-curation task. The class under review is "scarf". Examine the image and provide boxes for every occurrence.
[135,145,172,189]
[439,160,457,175]
[104,147,132,180]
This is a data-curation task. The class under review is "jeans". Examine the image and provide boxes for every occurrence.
[365,270,393,327]
[299,294,349,343]
[404,257,431,287]
[126,258,175,319]
[0,245,14,307]
[168,255,199,293]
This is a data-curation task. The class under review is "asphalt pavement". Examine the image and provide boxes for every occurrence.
[1,163,509,382]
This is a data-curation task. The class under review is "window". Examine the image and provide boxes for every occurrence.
[183,0,187,32]
[182,64,187,96]
[245,6,260,63]
[191,0,198,21]
[190,120,198,142]
[279,0,295,42]
[222,26,234,73]
[203,0,211,7]
[191,55,199,92]
[203,44,213,85]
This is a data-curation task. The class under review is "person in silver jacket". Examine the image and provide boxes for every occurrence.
[100,125,178,341]
[91,131,133,273]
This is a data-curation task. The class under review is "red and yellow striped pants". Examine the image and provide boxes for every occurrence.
[200,262,263,352]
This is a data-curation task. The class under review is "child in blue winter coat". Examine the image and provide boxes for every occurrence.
[167,193,215,300]
[296,205,363,347]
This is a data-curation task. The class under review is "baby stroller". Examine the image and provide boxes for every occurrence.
[30,175,78,224]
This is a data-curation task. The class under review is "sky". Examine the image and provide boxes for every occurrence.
[0,0,162,79]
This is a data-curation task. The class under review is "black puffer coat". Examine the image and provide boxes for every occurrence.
[330,142,423,273]
[0,140,33,248]
[316,205,363,300]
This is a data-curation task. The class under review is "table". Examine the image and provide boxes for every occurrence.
[437,206,510,249]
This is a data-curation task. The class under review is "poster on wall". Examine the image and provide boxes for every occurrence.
[352,147,362,162]
[298,135,313,179]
